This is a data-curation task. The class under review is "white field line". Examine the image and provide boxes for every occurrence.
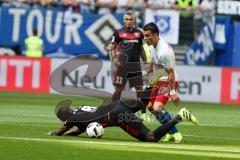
[0,113,55,118]
[184,134,240,141]
[1,122,240,141]
[1,121,239,129]
[179,123,240,128]
[183,134,240,141]
[0,136,240,159]
[0,122,58,127]
[1,112,240,128]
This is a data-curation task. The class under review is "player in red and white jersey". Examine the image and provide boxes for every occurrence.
[143,22,182,142]
[149,37,178,83]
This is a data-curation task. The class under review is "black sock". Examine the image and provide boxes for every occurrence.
[153,115,182,142]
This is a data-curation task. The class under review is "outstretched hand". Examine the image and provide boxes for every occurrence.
[48,131,57,136]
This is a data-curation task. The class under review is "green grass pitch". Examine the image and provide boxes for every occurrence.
[0,91,240,160]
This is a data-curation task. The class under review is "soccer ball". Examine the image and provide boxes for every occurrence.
[86,122,104,138]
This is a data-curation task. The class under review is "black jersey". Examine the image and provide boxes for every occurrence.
[62,100,152,142]
[112,27,143,62]
[64,100,145,128]
[65,101,116,128]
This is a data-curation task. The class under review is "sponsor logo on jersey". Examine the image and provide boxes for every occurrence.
[134,32,140,38]
[123,39,139,43]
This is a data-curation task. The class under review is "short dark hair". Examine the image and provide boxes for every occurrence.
[56,106,73,122]
[55,100,73,122]
[143,22,159,35]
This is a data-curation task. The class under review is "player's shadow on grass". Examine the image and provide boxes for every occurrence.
[75,134,140,142]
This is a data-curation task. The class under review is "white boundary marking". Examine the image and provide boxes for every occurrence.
[0,136,239,152]
[0,120,240,128]
[1,122,240,141]
[0,136,240,159]
[0,113,55,118]
[185,134,240,141]
[1,112,240,128]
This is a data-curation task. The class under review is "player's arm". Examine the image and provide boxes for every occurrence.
[48,125,70,136]
[111,31,120,66]
[146,62,153,74]
[140,45,147,63]
[140,32,148,64]
[111,41,117,59]
[111,43,118,62]
[167,51,180,106]
[63,127,85,136]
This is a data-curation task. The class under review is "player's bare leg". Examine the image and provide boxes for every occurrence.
[112,86,124,102]
[135,85,148,120]
[153,101,165,112]
[147,101,153,109]
[135,85,143,99]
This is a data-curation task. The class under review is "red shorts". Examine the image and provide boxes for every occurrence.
[150,81,179,105]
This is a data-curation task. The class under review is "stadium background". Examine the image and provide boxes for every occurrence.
[0,0,240,160]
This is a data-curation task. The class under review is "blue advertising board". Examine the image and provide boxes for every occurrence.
[0,7,123,58]
[214,16,234,66]
[184,18,215,65]
[233,22,240,67]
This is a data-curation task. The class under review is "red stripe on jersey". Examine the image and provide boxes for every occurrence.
[118,32,141,40]
[101,123,110,128]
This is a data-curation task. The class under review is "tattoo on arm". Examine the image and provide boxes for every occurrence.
[111,43,117,60]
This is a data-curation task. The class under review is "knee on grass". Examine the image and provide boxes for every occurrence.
[145,132,157,142]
